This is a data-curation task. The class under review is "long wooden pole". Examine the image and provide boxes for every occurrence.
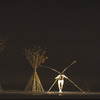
[48,79,57,92]
[66,77,85,93]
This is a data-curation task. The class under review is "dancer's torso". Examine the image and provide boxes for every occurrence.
[58,75,64,80]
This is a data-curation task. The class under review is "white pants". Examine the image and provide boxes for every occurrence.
[58,80,64,92]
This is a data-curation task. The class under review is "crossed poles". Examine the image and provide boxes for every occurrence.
[40,60,85,93]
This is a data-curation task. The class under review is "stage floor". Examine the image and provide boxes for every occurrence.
[0,91,100,99]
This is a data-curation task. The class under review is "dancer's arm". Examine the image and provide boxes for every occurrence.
[55,75,60,79]
[64,75,68,79]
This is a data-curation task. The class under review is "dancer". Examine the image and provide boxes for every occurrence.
[55,73,68,93]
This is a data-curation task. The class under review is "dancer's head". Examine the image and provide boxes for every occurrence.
[60,72,64,75]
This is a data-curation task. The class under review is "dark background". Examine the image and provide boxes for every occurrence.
[0,0,100,92]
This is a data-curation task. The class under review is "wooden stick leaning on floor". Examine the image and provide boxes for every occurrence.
[40,60,85,93]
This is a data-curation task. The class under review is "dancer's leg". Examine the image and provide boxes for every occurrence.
[58,80,61,92]
[60,80,64,92]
